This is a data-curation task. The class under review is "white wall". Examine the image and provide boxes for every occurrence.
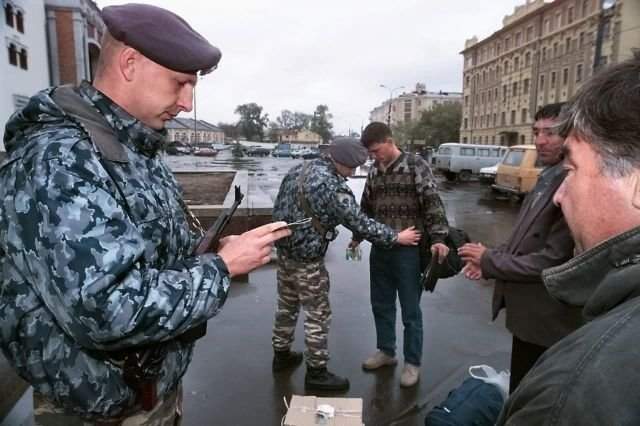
[0,0,49,152]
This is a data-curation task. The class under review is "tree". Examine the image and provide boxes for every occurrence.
[310,105,333,143]
[414,103,462,148]
[276,110,312,131]
[217,122,239,140]
[234,103,269,141]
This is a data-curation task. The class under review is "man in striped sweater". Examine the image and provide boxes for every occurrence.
[351,122,449,387]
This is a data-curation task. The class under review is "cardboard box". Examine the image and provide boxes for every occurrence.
[284,395,363,426]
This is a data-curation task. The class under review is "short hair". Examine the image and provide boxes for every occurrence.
[361,122,392,148]
[534,102,565,121]
[557,55,640,178]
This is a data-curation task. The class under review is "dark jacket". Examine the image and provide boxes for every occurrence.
[498,226,640,425]
[481,164,583,347]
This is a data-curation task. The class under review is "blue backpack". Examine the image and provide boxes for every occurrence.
[425,378,504,426]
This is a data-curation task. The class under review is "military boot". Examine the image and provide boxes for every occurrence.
[305,366,350,391]
[272,349,303,372]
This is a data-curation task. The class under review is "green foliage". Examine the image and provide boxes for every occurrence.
[217,122,239,139]
[310,105,334,144]
[393,103,462,149]
[234,103,269,141]
[276,110,312,131]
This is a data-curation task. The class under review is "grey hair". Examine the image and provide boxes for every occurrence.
[556,54,640,178]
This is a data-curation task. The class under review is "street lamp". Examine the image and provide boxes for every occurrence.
[379,84,404,126]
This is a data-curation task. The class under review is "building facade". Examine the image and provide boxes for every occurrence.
[460,0,640,146]
[370,83,463,126]
[45,0,103,86]
[278,128,322,145]
[166,118,225,145]
[1,0,50,152]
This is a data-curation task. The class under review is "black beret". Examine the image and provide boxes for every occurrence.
[101,3,221,75]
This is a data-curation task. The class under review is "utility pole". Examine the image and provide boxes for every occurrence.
[379,84,404,126]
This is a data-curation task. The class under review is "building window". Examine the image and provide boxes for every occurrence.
[565,37,572,53]
[544,18,550,34]
[579,32,585,48]
[514,56,520,70]
[524,78,530,94]
[525,52,531,67]
[526,26,534,42]
[563,68,569,85]
[512,81,518,96]
[539,74,545,91]
[521,108,528,123]
[515,32,521,47]
[493,113,497,126]
[464,95,469,106]
[463,118,468,129]
[502,84,508,102]
[505,37,511,50]
[556,12,562,29]
[576,64,583,82]
[7,43,17,66]
[551,71,557,88]
[511,110,516,125]
[18,48,27,69]
[583,0,590,16]
[568,7,574,24]
[501,112,506,126]
[542,46,547,60]
[4,3,13,27]
[602,20,611,39]
[553,42,559,57]
[15,10,23,33]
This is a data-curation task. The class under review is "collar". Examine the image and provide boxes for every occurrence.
[376,149,405,173]
[77,81,167,157]
[543,226,640,321]
[320,155,346,182]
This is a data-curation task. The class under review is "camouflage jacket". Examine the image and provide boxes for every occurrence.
[0,82,231,419]
[273,156,397,261]
[359,152,448,244]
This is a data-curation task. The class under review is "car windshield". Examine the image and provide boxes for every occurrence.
[503,149,525,166]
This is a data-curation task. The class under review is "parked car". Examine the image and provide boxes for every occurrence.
[492,145,543,199]
[246,146,271,157]
[434,143,508,181]
[272,143,292,157]
[298,148,320,159]
[193,147,218,157]
[479,164,500,185]
[165,141,192,155]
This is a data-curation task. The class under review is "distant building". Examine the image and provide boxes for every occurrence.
[1,0,50,151]
[460,0,640,146]
[278,128,322,145]
[166,118,225,145]
[45,0,104,86]
[370,83,463,126]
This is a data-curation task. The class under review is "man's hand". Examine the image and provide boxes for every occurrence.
[462,262,484,280]
[397,226,422,246]
[348,239,361,249]
[430,242,449,264]
[458,242,486,266]
[217,222,291,277]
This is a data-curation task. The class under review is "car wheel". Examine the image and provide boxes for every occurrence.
[458,170,472,182]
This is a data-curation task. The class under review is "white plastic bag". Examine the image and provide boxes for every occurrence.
[469,364,510,400]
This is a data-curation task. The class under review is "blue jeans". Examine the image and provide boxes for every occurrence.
[370,245,423,366]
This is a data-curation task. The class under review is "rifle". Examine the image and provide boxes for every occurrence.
[179,185,245,343]
[194,185,245,255]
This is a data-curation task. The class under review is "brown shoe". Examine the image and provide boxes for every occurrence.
[362,351,397,370]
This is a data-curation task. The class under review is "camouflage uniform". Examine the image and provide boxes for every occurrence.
[0,82,231,421]
[272,157,397,368]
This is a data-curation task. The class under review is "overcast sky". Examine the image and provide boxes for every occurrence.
[98,0,528,135]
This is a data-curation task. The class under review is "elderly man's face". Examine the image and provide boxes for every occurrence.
[553,135,635,253]
[533,117,564,166]
[132,56,197,130]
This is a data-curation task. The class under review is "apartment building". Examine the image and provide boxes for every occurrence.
[460,0,640,146]
[1,0,50,151]
[370,83,462,126]
[45,0,104,86]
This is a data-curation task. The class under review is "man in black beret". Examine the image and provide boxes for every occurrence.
[0,3,291,425]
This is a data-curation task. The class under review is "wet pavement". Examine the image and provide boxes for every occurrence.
[0,153,522,426]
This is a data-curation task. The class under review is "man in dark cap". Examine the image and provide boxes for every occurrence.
[0,3,290,425]
[272,138,421,391]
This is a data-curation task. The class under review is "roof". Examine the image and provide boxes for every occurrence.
[165,118,222,132]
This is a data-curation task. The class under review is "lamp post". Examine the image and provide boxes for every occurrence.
[379,84,404,126]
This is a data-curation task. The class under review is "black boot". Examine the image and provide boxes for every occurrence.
[272,350,303,372]
[305,366,350,391]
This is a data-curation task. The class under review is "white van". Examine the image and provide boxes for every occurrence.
[434,143,508,181]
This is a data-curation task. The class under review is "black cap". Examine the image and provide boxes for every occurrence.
[329,137,368,168]
[101,3,221,75]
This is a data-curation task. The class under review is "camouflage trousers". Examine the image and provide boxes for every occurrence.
[33,384,182,426]
[272,255,331,368]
